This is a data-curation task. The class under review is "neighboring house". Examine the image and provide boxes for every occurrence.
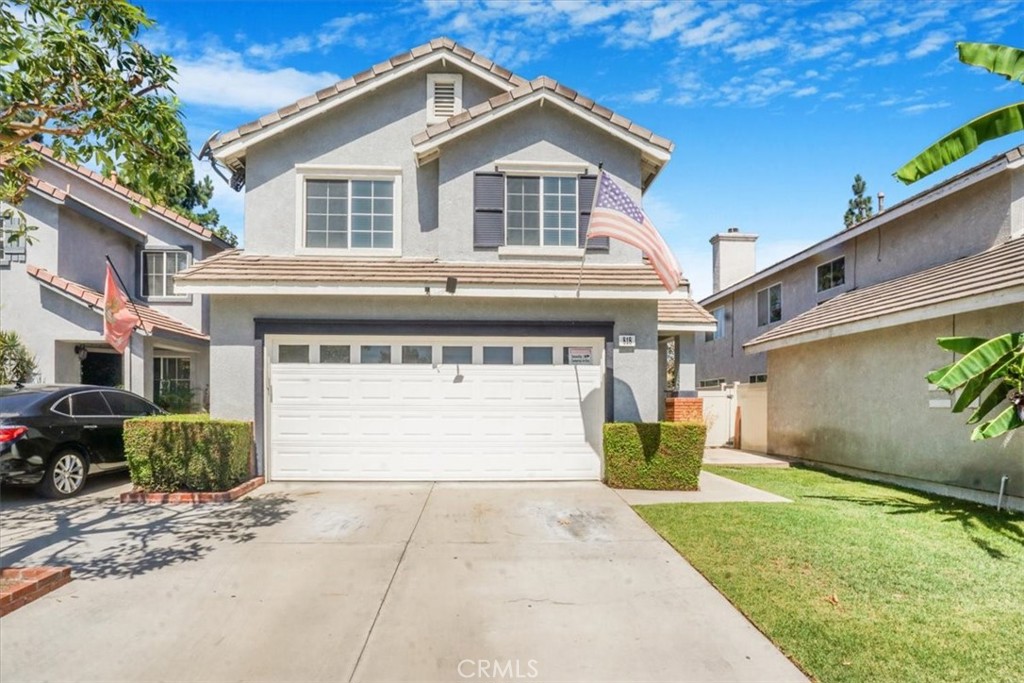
[179,37,713,482]
[699,145,1024,508]
[0,143,230,408]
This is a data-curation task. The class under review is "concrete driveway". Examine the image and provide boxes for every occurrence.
[1,477,805,683]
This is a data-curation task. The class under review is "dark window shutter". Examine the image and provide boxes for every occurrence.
[577,175,608,252]
[474,172,505,248]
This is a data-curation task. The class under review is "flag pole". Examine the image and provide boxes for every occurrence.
[104,255,147,336]
[575,163,603,298]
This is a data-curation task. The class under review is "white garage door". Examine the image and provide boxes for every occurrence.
[267,336,605,481]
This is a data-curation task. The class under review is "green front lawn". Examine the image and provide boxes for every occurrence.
[636,466,1024,683]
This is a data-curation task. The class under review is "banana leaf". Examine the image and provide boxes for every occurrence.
[894,103,1024,184]
[957,42,1024,83]
[968,379,1014,424]
[971,403,1024,441]
[936,336,989,355]
[928,333,1023,391]
[951,372,990,413]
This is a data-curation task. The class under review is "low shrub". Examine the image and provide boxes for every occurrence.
[124,415,252,492]
[603,421,706,490]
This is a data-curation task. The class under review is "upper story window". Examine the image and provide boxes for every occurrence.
[0,211,26,266]
[506,176,578,247]
[427,74,463,124]
[816,256,846,292]
[705,307,726,342]
[756,283,782,327]
[142,250,191,300]
[297,166,402,255]
[473,169,606,252]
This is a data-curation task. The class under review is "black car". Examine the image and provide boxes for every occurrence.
[0,385,164,498]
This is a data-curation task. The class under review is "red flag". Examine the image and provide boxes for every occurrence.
[103,263,140,353]
[587,171,682,293]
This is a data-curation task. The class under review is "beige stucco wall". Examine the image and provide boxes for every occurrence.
[767,303,1024,499]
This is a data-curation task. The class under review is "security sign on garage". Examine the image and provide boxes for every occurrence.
[266,335,606,481]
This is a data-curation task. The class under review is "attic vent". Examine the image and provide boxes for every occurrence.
[427,73,463,125]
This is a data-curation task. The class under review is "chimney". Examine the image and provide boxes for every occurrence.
[709,227,758,294]
[877,191,885,213]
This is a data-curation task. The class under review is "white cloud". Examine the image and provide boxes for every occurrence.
[854,51,898,68]
[823,92,845,100]
[726,37,782,61]
[626,87,662,104]
[821,11,866,32]
[907,31,952,59]
[792,86,818,98]
[901,101,950,115]
[678,13,746,47]
[173,51,340,112]
[791,36,854,61]
[244,14,372,61]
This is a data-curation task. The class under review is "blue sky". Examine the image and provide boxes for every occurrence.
[142,0,1024,299]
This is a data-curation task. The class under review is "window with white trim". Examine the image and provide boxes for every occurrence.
[142,250,191,299]
[154,357,191,401]
[698,378,725,388]
[299,169,401,254]
[816,257,846,292]
[506,176,578,247]
[749,374,767,384]
[427,74,463,124]
[756,283,782,326]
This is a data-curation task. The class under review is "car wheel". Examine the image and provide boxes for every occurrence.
[38,449,89,499]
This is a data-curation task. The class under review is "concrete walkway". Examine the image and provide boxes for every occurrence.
[704,448,792,467]
[1,479,806,683]
[615,471,792,505]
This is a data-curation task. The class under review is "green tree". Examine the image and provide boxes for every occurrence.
[927,334,1024,441]
[843,174,873,228]
[0,330,38,385]
[1,0,191,213]
[894,42,1024,184]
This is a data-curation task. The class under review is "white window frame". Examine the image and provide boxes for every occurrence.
[427,73,463,125]
[698,378,725,389]
[748,374,768,384]
[816,256,846,293]
[154,355,192,400]
[295,165,402,257]
[756,282,783,327]
[502,170,581,251]
[141,249,192,301]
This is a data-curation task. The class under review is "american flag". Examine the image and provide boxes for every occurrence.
[586,171,681,293]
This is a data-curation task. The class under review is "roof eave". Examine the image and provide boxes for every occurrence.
[175,280,670,299]
[211,50,519,165]
[743,286,1024,353]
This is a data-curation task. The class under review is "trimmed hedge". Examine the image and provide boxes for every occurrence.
[603,421,706,490]
[124,415,252,492]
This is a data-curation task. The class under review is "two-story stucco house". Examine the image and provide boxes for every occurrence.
[697,145,1024,508]
[178,38,714,482]
[0,144,230,407]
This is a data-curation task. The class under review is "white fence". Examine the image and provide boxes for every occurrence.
[698,382,768,452]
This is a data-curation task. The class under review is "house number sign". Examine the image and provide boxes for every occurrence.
[618,334,636,348]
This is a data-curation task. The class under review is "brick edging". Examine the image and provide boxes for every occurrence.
[119,476,265,504]
[0,567,72,617]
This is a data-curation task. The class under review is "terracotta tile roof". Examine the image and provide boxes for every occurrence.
[745,237,1024,350]
[412,76,674,153]
[210,37,529,152]
[27,264,208,342]
[26,176,68,202]
[27,143,228,246]
[658,298,717,325]
[177,250,684,290]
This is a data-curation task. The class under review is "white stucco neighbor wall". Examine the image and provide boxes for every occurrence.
[767,303,1024,505]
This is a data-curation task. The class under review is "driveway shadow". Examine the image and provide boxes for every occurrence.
[1,481,294,579]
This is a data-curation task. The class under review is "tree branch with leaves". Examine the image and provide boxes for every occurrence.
[1,1,189,207]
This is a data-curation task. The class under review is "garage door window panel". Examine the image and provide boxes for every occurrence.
[523,346,554,365]
[320,345,351,363]
[278,345,310,363]
[442,346,472,364]
[402,345,432,364]
[483,346,513,365]
[360,345,392,364]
